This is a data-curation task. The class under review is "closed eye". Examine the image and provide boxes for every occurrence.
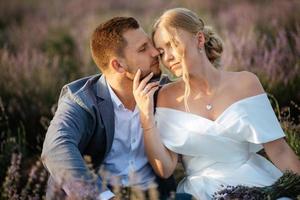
[138,42,149,52]
[138,46,146,52]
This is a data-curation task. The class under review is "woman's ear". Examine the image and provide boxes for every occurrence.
[111,58,126,73]
[196,31,205,48]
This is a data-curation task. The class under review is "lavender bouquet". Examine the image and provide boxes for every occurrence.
[212,171,300,200]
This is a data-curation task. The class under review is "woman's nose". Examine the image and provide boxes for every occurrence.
[165,51,174,62]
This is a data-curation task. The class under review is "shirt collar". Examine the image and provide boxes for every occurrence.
[107,83,140,115]
[107,83,124,109]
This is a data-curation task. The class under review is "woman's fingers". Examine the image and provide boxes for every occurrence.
[148,85,160,97]
[133,68,142,91]
[136,72,154,92]
[133,69,159,104]
[142,81,159,94]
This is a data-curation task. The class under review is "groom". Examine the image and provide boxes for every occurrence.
[41,17,192,199]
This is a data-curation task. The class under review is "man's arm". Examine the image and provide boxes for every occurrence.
[41,97,108,198]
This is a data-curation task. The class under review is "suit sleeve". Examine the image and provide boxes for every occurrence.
[41,96,108,197]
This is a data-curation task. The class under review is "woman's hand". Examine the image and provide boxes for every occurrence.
[133,69,178,177]
[133,69,160,128]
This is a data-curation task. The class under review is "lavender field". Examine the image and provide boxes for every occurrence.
[0,0,299,199]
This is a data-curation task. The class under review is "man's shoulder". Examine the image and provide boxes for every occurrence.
[58,74,106,113]
[63,74,102,95]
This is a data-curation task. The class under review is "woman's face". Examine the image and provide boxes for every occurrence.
[153,26,196,77]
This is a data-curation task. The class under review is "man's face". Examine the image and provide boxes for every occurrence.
[120,28,161,80]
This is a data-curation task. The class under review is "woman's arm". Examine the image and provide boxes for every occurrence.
[142,120,178,178]
[263,138,300,174]
[133,69,178,178]
[239,72,300,173]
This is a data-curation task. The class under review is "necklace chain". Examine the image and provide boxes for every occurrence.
[205,73,222,111]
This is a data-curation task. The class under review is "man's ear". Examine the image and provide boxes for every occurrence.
[196,31,205,48]
[111,58,126,73]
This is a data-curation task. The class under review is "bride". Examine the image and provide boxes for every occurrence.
[132,8,300,199]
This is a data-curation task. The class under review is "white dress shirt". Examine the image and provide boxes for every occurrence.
[99,83,156,200]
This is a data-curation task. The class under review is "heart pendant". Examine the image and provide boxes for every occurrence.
[206,104,212,110]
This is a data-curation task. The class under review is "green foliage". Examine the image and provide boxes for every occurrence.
[0,99,27,185]
[41,28,81,82]
[281,110,300,158]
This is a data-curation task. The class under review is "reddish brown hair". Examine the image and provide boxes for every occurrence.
[90,17,139,72]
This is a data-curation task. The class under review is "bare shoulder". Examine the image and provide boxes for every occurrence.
[232,71,265,96]
[157,80,182,108]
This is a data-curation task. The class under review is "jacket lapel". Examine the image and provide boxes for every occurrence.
[96,75,115,157]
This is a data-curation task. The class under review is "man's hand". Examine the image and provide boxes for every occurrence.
[133,69,159,128]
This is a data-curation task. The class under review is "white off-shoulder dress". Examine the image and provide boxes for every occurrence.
[155,93,285,200]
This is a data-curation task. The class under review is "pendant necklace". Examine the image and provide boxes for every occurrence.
[206,104,213,110]
[205,73,222,111]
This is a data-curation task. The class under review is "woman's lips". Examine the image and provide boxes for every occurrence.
[170,62,180,70]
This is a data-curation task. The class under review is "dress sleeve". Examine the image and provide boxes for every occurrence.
[240,94,285,152]
[155,109,250,161]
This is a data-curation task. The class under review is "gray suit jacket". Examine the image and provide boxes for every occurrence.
[42,74,119,197]
[41,74,175,198]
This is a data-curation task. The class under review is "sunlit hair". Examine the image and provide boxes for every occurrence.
[152,8,223,111]
[90,17,139,73]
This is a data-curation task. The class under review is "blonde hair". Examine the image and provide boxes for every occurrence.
[152,8,223,111]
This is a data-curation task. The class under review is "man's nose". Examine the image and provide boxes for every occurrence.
[150,46,160,57]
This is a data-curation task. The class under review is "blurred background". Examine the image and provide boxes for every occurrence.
[0,0,299,198]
